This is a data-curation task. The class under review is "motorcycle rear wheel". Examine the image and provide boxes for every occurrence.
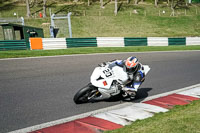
[73,83,97,104]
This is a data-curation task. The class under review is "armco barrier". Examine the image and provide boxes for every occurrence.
[97,37,124,47]
[30,38,43,50]
[28,37,200,50]
[42,38,66,50]
[124,38,147,46]
[168,37,186,46]
[66,38,97,48]
[0,40,28,50]
[148,37,168,46]
[186,37,200,46]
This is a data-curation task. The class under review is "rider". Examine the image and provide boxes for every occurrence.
[100,56,145,99]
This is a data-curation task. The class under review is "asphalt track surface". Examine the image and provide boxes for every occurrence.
[1,51,200,133]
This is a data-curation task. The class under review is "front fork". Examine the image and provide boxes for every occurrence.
[88,90,101,100]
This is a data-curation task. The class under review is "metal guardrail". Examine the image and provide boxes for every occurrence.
[0,40,27,50]
[42,38,67,50]
[0,17,25,25]
[1,37,199,51]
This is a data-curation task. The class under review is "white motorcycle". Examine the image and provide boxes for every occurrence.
[73,63,150,104]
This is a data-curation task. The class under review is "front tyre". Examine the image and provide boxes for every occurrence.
[73,83,97,104]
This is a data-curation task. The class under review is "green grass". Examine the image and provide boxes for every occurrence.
[106,100,200,133]
[0,2,200,38]
[0,45,200,59]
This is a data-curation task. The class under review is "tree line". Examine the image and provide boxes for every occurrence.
[25,0,192,17]
[25,0,47,18]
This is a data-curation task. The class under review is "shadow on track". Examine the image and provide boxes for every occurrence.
[73,87,152,104]
[95,87,153,103]
[134,88,153,102]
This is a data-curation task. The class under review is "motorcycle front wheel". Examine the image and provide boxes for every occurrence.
[73,83,98,104]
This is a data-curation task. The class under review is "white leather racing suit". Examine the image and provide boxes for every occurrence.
[105,60,145,92]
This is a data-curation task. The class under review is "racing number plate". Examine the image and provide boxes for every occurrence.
[103,68,113,78]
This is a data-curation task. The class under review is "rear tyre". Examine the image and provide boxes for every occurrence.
[122,91,137,101]
[73,83,96,104]
[129,91,137,100]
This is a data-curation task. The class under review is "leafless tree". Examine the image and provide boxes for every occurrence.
[43,0,47,18]
[114,0,117,15]
[167,0,170,6]
[26,0,31,18]
[155,0,158,6]
[135,0,138,5]
[100,0,104,8]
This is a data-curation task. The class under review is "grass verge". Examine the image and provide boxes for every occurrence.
[105,99,200,133]
[0,45,200,59]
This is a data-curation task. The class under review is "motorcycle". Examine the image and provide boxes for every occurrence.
[73,62,150,104]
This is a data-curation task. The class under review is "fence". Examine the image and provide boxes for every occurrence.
[1,37,200,51]
[0,40,27,50]
[0,17,25,25]
[28,37,200,50]
[97,37,124,47]
[186,37,200,46]
[43,38,67,50]
[148,37,168,46]
[66,38,97,48]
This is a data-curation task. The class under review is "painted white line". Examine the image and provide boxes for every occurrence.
[177,87,200,98]
[1,50,200,61]
[9,83,200,133]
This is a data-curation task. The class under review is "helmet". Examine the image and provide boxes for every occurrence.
[125,56,139,73]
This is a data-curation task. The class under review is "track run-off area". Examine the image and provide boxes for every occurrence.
[1,50,200,133]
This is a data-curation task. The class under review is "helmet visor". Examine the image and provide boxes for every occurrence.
[126,66,137,73]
